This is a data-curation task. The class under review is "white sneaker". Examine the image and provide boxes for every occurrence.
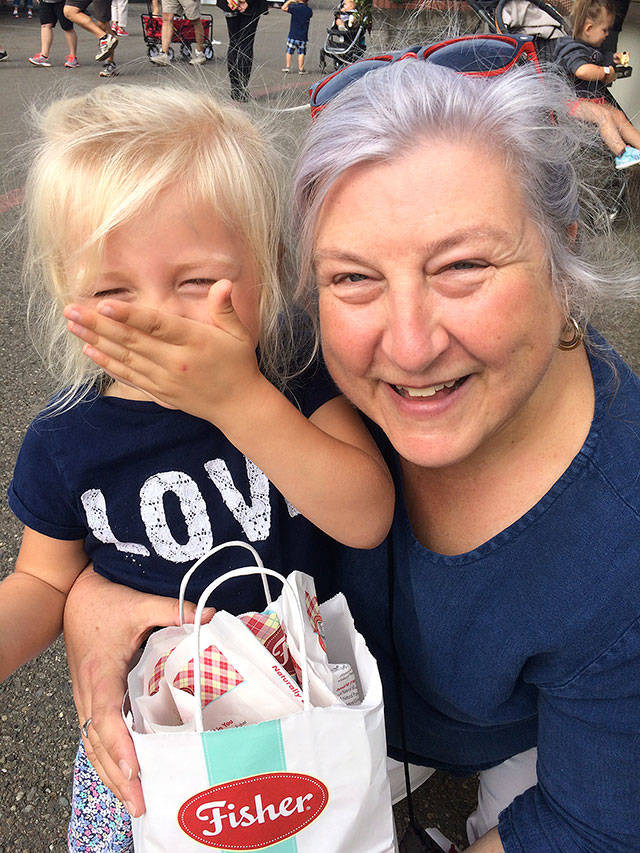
[95,32,118,61]
[189,48,205,65]
[150,50,171,66]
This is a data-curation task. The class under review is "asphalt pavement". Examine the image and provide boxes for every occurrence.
[1,2,640,850]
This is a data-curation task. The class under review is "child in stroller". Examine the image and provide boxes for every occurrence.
[320,0,369,71]
[554,0,640,167]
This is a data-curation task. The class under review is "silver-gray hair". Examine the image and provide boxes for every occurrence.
[292,59,639,336]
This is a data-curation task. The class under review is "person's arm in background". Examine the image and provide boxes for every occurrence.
[574,61,617,84]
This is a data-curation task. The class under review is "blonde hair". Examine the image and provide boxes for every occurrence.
[24,83,290,410]
[571,0,615,38]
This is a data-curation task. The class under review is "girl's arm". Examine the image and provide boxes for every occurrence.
[575,62,617,84]
[0,528,89,681]
[64,282,395,549]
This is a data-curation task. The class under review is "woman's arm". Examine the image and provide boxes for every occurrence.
[466,828,504,852]
[63,282,395,549]
[64,567,213,816]
[0,528,89,681]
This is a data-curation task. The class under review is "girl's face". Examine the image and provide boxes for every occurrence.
[73,188,262,345]
[314,139,568,471]
[582,10,614,46]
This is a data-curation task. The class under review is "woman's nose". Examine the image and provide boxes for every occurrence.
[381,287,449,373]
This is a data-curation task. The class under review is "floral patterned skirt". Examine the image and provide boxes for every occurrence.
[68,741,133,852]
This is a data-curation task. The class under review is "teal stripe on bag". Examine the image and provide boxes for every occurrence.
[201,719,297,852]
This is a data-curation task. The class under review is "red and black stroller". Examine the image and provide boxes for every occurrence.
[141,0,216,61]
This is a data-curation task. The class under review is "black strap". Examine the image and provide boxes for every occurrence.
[387,530,445,853]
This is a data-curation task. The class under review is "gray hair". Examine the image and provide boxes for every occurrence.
[292,59,639,335]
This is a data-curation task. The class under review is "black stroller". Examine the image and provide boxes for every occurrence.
[319,1,371,72]
[466,0,634,221]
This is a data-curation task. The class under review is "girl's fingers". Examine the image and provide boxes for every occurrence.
[65,301,195,345]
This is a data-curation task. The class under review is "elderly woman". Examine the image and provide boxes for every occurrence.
[61,59,640,851]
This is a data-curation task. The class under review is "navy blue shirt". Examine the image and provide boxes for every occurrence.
[337,335,640,851]
[554,36,610,98]
[286,2,312,42]
[8,359,340,613]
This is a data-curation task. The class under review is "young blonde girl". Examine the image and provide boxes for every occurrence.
[1,84,394,852]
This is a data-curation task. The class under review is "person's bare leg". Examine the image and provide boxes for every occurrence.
[40,22,54,56]
[64,27,78,55]
[193,17,204,52]
[297,51,304,71]
[161,12,173,53]
[571,100,626,155]
[63,5,107,36]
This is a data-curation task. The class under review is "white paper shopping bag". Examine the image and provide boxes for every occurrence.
[126,544,396,852]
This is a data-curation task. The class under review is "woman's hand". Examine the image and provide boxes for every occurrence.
[63,279,267,426]
[64,567,213,816]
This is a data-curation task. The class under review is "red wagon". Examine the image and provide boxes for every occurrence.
[142,4,215,61]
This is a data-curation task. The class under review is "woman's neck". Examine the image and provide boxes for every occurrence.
[401,346,595,555]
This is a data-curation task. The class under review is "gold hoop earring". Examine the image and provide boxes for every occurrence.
[558,316,584,351]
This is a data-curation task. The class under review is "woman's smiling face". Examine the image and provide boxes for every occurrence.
[314,139,568,469]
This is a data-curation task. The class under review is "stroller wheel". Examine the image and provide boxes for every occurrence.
[147,43,159,57]
[167,45,175,60]
[204,43,214,60]
[181,43,191,59]
[319,49,326,72]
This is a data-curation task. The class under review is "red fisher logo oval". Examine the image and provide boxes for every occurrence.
[178,772,329,849]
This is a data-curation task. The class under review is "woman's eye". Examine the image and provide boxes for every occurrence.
[447,261,481,271]
[336,273,369,284]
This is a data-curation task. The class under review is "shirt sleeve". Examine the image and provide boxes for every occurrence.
[7,416,86,540]
[498,616,640,852]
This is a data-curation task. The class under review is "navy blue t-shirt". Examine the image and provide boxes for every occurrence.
[286,2,312,42]
[8,357,340,613]
[337,334,640,851]
[554,36,610,98]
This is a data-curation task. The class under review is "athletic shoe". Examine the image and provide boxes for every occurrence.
[615,145,640,170]
[114,25,129,35]
[99,60,117,76]
[65,54,79,67]
[28,53,51,66]
[95,32,118,61]
[298,68,307,74]
[189,48,205,65]
[150,50,171,65]
[281,67,290,72]
[0,51,8,62]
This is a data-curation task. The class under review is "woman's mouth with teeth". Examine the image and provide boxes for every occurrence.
[392,376,467,398]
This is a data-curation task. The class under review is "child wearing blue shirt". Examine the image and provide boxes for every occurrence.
[281,0,312,74]
[1,83,394,852]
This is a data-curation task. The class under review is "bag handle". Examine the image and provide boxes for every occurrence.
[178,540,269,626]
[192,566,311,732]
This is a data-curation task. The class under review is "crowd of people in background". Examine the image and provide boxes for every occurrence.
[0,0,319,91]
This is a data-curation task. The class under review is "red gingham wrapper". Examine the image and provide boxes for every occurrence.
[240,610,297,680]
[172,644,244,708]
[305,591,327,652]
[148,647,177,696]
